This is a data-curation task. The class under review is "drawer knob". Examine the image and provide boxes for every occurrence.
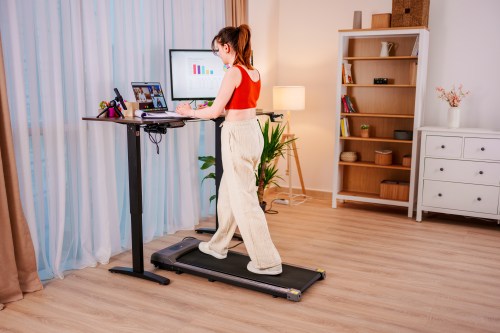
[477,197,482,201]
[438,193,442,197]
[481,147,485,151]
[439,167,444,172]
[479,171,484,175]
[441,145,446,149]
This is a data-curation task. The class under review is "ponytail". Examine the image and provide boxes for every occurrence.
[211,24,253,69]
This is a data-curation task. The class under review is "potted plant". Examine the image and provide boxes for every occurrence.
[256,119,296,211]
[360,124,370,138]
[198,155,216,206]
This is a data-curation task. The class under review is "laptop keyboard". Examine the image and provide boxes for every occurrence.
[135,110,185,119]
[139,108,169,112]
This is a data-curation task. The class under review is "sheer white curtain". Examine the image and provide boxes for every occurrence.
[0,0,224,280]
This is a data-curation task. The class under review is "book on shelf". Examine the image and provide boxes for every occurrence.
[345,95,357,113]
[341,95,349,113]
[340,117,350,137]
[341,95,357,113]
[342,60,353,84]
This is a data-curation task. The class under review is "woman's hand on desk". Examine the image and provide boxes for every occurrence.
[176,102,209,118]
[176,103,193,117]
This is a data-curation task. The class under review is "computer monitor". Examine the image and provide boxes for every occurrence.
[169,49,225,101]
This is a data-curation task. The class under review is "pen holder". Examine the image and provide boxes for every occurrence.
[123,102,138,118]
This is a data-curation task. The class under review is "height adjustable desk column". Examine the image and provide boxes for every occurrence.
[195,117,227,236]
[83,117,185,285]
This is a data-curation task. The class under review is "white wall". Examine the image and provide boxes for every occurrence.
[248,0,279,110]
[425,0,500,129]
[249,0,500,194]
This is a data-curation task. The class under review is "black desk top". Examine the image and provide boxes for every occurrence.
[82,111,276,125]
[82,116,191,125]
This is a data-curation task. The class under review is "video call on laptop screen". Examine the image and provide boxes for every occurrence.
[131,82,168,110]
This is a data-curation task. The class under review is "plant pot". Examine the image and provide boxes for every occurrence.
[259,201,267,212]
[360,128,369,138]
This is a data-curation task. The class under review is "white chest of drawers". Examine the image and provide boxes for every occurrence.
[416,127,500,222]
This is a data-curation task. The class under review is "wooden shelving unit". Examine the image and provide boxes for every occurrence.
[344,56,418,60]
[343,84,416,88]
[340,137,413,144]
[332,28,429,217]
[338,161,411,170]
[341,113,415,119]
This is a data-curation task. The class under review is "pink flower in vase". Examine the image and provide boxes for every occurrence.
[436,84,470,107]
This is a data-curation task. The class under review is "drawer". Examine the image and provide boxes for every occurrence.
[463,138,500,161]
[422,180,499,214]
[424,158,500,186]
[425,135,463,158]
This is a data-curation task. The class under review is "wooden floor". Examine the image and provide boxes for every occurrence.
[2,197,500,333]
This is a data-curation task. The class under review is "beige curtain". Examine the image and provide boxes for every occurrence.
[0,34,43,307]
[225,0,247,26]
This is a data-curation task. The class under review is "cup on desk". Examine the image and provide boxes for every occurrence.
[124,102,138,118]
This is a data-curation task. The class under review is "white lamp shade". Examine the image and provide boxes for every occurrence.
[273,86,305,111]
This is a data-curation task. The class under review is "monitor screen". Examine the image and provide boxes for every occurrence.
[169,49,225,101]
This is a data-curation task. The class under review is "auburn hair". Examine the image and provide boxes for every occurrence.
[211,24,253,70]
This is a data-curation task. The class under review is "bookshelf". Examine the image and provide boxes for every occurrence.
[332,28,429,217]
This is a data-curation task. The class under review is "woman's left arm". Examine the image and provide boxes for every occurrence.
[175,67,240,119]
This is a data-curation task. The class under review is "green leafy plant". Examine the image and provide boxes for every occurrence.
[198,119,296,210]
[256,119,296,206]
[360,124,370,129]
[198,155,216,204]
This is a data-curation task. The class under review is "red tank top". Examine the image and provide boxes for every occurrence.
[225,65,261,110]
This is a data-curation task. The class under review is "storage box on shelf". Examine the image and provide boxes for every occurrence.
[416,127,500,223]
[332,28,429,217]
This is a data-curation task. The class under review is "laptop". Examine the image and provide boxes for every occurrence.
[131,82,184,119]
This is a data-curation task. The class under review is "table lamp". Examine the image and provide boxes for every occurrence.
[272,86,306,204]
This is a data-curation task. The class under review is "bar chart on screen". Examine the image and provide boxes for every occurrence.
[192,63,215,75]
[188,60,224,92]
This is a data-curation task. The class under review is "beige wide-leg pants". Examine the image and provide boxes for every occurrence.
[207,118,282,269]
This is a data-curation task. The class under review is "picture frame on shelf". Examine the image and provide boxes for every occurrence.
[343,60,353,84]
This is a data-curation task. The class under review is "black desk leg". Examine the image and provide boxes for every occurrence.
[196,118,242,241]
[109,124,170,285]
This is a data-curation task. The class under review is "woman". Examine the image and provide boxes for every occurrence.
[176,24,282,275]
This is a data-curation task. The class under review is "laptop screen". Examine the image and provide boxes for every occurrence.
[131,82,168,111]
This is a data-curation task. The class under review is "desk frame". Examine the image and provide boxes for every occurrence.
[83,112,277,285]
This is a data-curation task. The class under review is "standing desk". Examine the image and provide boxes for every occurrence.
[83,117,188,285]
[83,112,277,285]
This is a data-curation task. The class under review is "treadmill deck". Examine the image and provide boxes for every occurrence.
[151,238,325,301]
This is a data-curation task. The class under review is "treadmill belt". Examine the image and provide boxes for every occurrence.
[177,249,321,291]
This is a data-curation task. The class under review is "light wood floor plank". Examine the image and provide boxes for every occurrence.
[1,198,500,333]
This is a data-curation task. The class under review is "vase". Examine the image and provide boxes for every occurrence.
[447,107,460,128]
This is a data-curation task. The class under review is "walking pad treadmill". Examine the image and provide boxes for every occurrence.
[151,238,325,302]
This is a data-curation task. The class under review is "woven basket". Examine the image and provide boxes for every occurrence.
[340,151,358,162]
[391,0,430,28]
[375,150,392,166]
